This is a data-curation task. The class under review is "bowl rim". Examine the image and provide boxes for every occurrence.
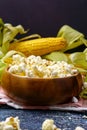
[5,67,81,80]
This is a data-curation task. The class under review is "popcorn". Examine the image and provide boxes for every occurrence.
[42,119,61,130]
[8,54,78,78]
[0,117,21,130]
[75,126,85,130]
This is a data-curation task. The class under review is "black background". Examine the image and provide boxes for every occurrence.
[0,0,87,37]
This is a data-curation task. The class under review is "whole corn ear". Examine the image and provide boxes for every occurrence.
[9,37,67,56]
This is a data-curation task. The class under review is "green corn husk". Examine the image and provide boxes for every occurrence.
[42,51,69,62]
[57,25,87,52]
[69,52,87,70]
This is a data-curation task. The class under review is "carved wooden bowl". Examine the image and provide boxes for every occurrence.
[1,68,83,106]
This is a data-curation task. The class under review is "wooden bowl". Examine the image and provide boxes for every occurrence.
[1,68,83,106]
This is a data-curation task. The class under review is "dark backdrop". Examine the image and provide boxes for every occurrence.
[0,0,87,37]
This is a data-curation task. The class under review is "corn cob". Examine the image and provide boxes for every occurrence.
[9,37,67,56]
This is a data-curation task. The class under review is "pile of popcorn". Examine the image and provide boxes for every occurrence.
[8,54,78,78]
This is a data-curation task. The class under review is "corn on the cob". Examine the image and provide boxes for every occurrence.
[9,37,67,56]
